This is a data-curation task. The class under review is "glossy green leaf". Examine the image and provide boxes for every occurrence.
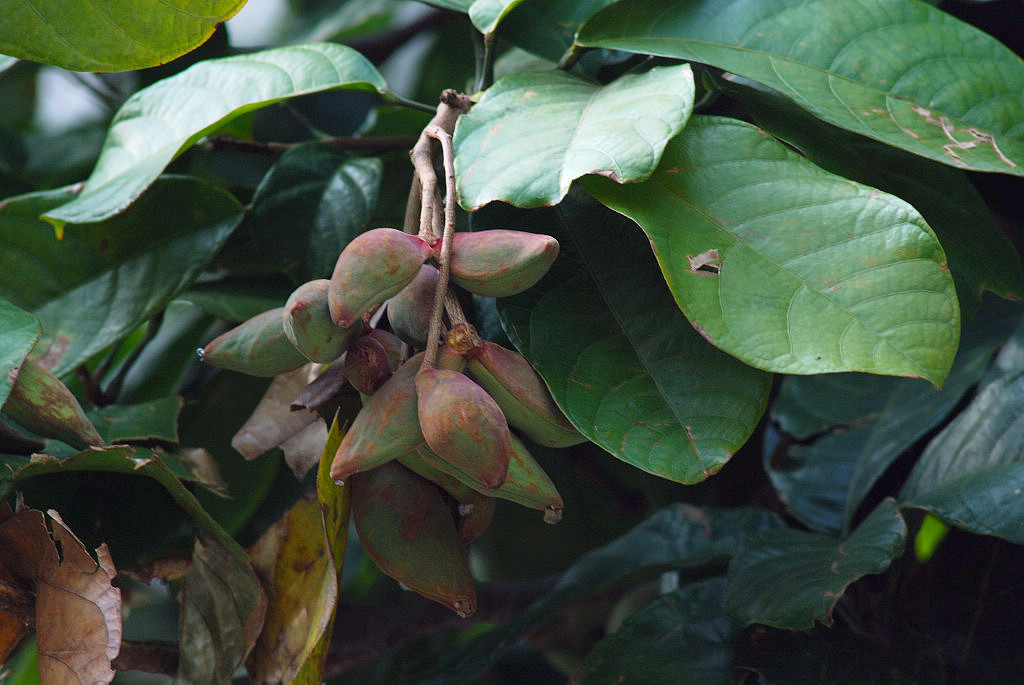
[86,396,183,444]
[178,280,294,323]
[578,0,1024,175]
[44,44,388,226]
[724,499,906,629]
[0,55,16,74]
[250,144,382,281]
[497,0,618,62]
[0,297,39,409]
[454,64,694,210]
[418,505,781,685]
[469,0,525,33]
[419,0,472,11]
[585,116,961,385]
[574,577,739,685]
[716,74,1023,315]
[491,191,771,483]
[767,298,1020,534]
[0,0,245,72]
[0,177,242,377]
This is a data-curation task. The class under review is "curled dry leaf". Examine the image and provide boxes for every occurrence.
[0,504,121,685]
[232,364,327,479]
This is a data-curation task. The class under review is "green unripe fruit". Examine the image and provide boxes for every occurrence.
[2,357,102,450]
[199,307,307,377]
[283,279,361,363]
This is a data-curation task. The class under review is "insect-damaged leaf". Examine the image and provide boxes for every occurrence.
[578,0,1024,175]
[0,504,121,684]
[585,116,960,386]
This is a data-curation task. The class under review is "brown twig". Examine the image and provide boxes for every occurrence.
[203,135,418,157]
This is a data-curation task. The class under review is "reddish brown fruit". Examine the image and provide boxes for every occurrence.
[328,228,434,327]
[387,264,438,348]
[449,230,558,297]
[344,329,404,395]
[351,462,476,616]
[415,368,512,490]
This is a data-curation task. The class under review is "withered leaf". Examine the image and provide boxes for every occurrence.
[0,505,121,684]
[248,492,337,685]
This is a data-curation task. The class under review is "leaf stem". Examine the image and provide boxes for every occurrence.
[474,32,496,92]
[558,44,585,71]
[382,92,438,114]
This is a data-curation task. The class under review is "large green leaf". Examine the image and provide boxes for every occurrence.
[715,74,1023,315]
[496,0,618,62]
[490,191,771,483]
[0,297,39,409]
[178,280,293,324]
[86,396,183,444]
[574,577,739,685]
[0,177,242,377]
[577,0,1024,175]
[723,500,906,629]
[901,320,1024,542]
[585,116,961,386]
[767,298,1021,534]
[44,43,388,227]
[250,143,382,282]
[417,505,781,685]
[0,0,245,72]
[454,65,694,210]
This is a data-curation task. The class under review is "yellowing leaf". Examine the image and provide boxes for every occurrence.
[249,493,338,684]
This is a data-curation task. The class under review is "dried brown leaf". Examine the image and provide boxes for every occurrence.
[0,506,121,684]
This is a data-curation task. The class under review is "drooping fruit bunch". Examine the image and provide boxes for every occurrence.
[198,91,584,617]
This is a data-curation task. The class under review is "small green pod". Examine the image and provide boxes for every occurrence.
[496,434,564,524]
[387,264,439,348]
[283,279,361,363]
[2,357,102,450]
[466,341,584,447]
[199,307,307,377]
[449,230,558,297]
[415,368,511,490]
[331,353,425,483]
[329,228,434,328]
[351,462,476,616]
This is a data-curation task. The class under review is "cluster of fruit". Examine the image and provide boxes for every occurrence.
[200,226,584,616]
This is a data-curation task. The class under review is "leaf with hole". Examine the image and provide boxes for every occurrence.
[715,73,1023,316]
[578,0,1024,175]
[44,44,388,226]
[454,64,694,209]
[585,116,960,386]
